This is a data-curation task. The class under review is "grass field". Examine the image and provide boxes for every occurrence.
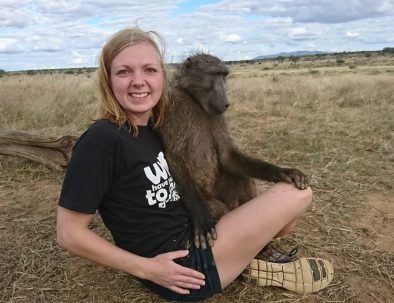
[1,53,393,302]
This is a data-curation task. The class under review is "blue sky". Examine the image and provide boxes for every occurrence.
[174,0,218,15]
[1,0,393,71]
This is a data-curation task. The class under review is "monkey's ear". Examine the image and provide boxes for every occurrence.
[184,57,192,68]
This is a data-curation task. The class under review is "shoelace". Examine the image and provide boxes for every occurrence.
[259,245,299,263]
[272,246,298,263]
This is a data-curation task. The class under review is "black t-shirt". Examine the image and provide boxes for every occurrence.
[59,120,192,257]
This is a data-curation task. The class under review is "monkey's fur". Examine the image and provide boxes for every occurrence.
[158,54,308,248]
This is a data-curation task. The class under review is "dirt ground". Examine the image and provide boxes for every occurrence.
[0,157,393,303]
[1,60,394,302]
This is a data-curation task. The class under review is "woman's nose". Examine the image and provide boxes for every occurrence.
[131,71,145,87]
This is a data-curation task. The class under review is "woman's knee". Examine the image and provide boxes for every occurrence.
[298,185,313,208]
[269,183,312,234]
[271,182,313,214]
[291,184,313,215]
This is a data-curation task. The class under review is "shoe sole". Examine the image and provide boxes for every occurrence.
[242,257,334,294]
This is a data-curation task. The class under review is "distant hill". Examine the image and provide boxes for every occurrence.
[254,51,328,60]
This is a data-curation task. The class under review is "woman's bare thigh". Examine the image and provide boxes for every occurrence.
[211,182,312,288]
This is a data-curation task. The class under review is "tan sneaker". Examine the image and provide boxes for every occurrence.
[242,257,334,294]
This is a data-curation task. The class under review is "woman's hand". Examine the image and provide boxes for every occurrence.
[142,250,205,295]
[57,207,204,295]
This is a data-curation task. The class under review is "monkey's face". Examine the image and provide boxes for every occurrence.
[180,54,230,115]
[196,72,229,115]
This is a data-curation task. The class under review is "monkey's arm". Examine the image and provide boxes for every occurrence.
[221,148,309,190]
[177,184,217,250]
[162,148,219,249]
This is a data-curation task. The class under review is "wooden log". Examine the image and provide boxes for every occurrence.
[0,130,78,171]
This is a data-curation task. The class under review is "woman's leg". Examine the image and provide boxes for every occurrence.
[211,182,312,288]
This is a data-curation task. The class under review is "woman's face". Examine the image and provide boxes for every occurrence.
[110,42,164,125]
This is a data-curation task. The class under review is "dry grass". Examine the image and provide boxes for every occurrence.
[0,74,97,136]
[1,54,393,302]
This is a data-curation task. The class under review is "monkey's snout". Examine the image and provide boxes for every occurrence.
[209,102,229,115]
[222,101,231,112]
[219,102,230,113]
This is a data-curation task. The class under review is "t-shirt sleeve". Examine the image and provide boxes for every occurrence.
[59,139,114,214]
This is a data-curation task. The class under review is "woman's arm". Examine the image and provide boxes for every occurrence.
[56,206,205,294]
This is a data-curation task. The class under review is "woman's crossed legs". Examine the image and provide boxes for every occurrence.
[212,182,313,288]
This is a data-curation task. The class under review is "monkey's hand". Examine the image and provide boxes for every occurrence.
[179,187,218,249]
[274,167,309,190]
[191,203,217,250]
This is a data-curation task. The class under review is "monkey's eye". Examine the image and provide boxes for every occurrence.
[212,71,227,77]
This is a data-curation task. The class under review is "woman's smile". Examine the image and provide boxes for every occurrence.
[110,42,164,125]
[129,92,150,98]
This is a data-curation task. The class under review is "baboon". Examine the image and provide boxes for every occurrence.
[158,54,308,249]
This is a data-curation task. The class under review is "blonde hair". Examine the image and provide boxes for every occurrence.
[97,28,169,134]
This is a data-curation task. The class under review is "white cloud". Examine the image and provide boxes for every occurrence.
[0,0,394,70]
[221,34,242,42]
[72,51,84,65]
[288,27,306,38]
[346,31,361,38]
[376,0,394,12]
[306,42,317,49]
[0,8,34,28]
[201,0,394,23]
[0,38,17,52]
[287,26,326,41]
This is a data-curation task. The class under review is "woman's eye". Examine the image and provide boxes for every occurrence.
[116,69,131,76]
[146,67,157,74]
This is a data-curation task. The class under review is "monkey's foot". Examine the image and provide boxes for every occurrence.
[242,257,334,294]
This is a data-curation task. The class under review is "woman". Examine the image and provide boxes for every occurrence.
[57,28,313,301]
